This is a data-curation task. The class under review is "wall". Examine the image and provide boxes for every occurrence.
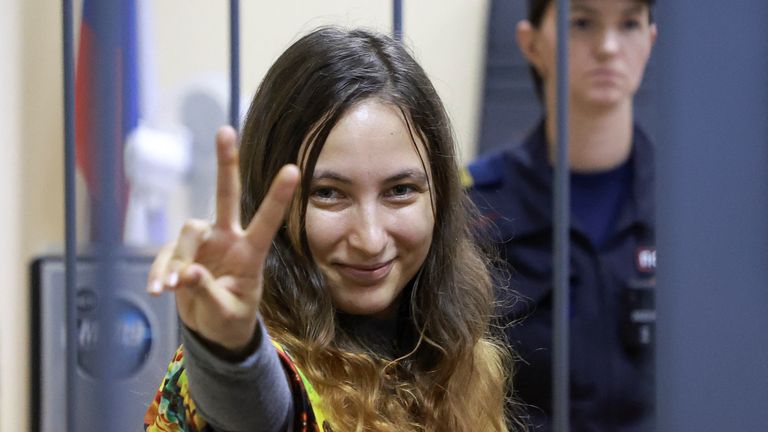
[0,0,25,430]
[151,1,488,161]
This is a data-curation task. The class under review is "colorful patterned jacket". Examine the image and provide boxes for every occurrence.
[144,342,332,432]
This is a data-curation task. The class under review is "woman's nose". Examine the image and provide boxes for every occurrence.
[596,28,620,57]
[347,204,388,257]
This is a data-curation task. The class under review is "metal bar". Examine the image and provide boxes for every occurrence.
[61,0,77,429]
[552,0,570,431]
[655,1,768,430]
[91,1,122,430]
[229,0,240,130]
[393,0,403,40]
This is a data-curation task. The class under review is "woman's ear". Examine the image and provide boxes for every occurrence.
[649,23,658,46]
[516,20,545,75]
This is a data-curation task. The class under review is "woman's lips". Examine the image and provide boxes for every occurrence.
[590,68,621,82]
[334,260,394,285]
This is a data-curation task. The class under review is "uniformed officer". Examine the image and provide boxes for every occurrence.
[466,0,658,430]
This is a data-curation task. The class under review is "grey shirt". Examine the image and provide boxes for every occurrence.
[182,321,293,432]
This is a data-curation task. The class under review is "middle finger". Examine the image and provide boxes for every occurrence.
[245,164,300,250]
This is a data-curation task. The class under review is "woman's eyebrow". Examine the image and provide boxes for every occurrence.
[384,170,428,184]
[571,4,598,15]
[311,169,428,184]
[622,4,646,16]
[311,170,352,184]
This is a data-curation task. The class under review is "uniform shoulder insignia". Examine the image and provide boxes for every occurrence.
[464,152,505,189]
[460,166,475,188]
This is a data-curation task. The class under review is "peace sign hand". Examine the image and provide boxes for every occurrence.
[146,126,299,355]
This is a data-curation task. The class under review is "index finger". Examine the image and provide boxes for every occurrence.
[244,164,300,250]
[214,126,242,230]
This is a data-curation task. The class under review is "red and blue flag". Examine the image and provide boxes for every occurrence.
[75,0,139,241]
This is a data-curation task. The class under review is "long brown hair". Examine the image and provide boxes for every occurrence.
[239,26,516,431]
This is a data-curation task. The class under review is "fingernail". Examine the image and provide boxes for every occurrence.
[167,272,179,288]
[149,280,162,294]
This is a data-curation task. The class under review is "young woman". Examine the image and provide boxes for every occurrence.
[144,27,517,432]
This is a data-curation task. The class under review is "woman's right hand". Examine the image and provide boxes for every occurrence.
[146,126,299,355]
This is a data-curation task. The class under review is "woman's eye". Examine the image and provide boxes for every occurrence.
[311,187,342,201]
[570,17,592,30]
[621,19,642,31]
[387,184,417,199]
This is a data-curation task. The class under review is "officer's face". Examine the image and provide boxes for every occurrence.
[519,0,657,110]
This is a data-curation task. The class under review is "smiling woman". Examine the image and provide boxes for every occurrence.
[143,26,519,432]
[304,101,435,320]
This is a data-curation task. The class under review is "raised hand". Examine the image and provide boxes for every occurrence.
[146,126,299,354]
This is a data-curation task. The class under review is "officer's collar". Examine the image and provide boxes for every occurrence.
[512,120,655,237]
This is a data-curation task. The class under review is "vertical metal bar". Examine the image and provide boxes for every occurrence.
[393,0,403,41]
[91,1,122,430]
[229,0,240,130]
[552,0,570,431]
[62,0,78,430]
[655,1,768,430]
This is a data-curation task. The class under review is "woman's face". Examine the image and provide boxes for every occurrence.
[522,0,657,110]
[303,100,435,319]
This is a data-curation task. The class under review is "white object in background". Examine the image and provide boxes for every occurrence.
[123,124,191,246]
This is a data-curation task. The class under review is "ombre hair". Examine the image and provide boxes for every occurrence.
[238,26,518,431]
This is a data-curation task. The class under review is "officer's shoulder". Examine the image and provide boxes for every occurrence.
[462,149,510,190]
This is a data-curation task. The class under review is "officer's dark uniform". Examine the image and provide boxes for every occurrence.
[466,122,656,432]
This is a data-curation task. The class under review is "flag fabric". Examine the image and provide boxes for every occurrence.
[75,0,139,243]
